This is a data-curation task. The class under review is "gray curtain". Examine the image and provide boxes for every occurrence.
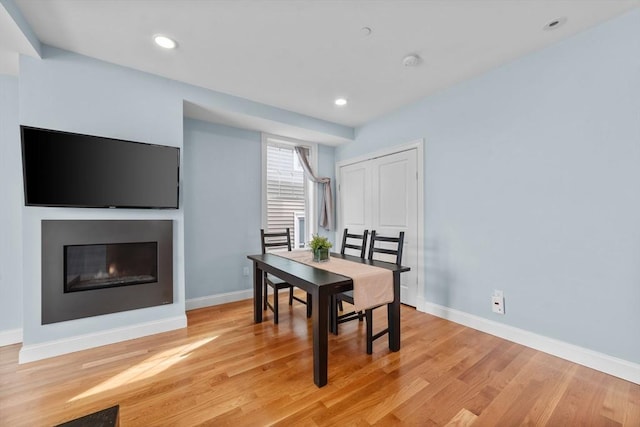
[294,146,333,230]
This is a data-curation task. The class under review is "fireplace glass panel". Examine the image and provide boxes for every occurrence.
[64,242,158,293]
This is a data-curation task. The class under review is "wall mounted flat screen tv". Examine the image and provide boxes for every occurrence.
[21,126,180,209]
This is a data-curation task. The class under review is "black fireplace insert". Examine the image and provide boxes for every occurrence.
[64,242,158,293]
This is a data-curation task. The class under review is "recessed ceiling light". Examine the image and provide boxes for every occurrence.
[334,98,347,106]
[543,17,567,31]
[154,35,177,49]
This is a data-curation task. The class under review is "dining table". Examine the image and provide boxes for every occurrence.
[246,251,410,387]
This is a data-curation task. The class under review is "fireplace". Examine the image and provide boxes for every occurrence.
[64,242,158,293]
[42,220,173,324]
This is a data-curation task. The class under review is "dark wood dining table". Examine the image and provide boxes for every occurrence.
[246,252,410,387]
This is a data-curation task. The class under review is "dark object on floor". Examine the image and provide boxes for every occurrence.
[55,405,119,427]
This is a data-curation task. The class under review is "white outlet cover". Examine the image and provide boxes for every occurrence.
[491,295,505,314]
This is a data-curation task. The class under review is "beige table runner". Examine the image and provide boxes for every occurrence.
[273,250,393,311]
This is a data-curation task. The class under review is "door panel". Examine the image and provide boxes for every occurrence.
[376,158,411,228]
[340,163,370,232]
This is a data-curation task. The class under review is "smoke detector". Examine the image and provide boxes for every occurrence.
[360,26,372,37]
[402,54,421,67]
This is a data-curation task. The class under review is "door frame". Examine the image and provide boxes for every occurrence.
[335,138,425,306]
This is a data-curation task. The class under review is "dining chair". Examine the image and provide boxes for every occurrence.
[333,229,369,329]
[261,228,311,324]
[336,230,404,354]
[364,230,404,354]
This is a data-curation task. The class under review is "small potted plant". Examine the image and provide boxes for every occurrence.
[309,234,332,262]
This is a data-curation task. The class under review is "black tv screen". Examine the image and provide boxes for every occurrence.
[21,126,180,209]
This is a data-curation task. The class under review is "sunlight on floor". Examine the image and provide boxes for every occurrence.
[69,336,217,402]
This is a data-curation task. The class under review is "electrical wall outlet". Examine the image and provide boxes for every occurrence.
[492,290,505,314]
[243,266,250,276]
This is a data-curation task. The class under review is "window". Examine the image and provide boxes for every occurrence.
[293,212,306,249]
[262,135,316,248]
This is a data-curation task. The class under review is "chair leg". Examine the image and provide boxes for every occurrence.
[263,282,268,311]
[274,287,279,324]
[337,300,343,311]
[331,295,338,335]
[366,308,373,354]
[289,287,294,305]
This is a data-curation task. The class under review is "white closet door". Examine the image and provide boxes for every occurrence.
[339,161,371,256]
[338,148,418,306]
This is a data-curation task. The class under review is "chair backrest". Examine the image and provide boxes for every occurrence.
[368,230,404,265]
[340,228,369,259]
[261,228,292,254]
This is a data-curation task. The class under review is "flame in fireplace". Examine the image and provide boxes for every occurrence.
[69,336,217,402]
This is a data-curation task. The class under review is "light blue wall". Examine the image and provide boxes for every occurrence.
[19,47,186,345]
[183,119,261,298]
[0,75,23,334]
[183,119,336,298]
[10,45,344,347]
[337,9,640,363]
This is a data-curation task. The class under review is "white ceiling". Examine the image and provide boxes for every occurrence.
[2,0,639,131]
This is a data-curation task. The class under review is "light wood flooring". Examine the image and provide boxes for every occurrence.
[1,296,639,426]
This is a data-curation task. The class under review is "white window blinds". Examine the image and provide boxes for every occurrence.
[265,144,306,235]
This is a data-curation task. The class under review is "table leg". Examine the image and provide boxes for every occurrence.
[253,262,263,323]
[312,288,329,387]
[388,271,401,351]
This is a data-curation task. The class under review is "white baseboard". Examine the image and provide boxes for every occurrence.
[0,328,23,346]
[186,289,253,311]
[15,289,252,363]
[419,299,640,385]
[18,315,187,364]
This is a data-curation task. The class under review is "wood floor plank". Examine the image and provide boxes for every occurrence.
[400,377,478,425]
[364,376,430,424]
[1,298,639,426]
[445,408,478,426]
[544,365,623,426]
